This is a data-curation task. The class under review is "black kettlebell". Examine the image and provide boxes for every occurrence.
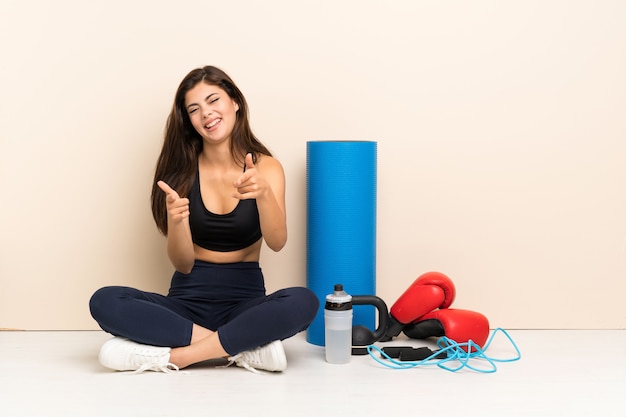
[351,295,389,354]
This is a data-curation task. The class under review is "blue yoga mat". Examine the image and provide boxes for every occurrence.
[306,141,377,346]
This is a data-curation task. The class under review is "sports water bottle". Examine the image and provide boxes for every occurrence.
[324,284,353,364]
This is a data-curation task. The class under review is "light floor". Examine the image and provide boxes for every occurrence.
[1,330,624,417]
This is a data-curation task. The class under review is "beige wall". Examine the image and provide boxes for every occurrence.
[1,0,624,330]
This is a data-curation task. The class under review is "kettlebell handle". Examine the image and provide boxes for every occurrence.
[352,295,389,344]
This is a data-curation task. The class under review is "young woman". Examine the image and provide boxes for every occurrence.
[89,66,319,373]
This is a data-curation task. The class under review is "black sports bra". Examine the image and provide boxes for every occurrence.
[188,169,262,252]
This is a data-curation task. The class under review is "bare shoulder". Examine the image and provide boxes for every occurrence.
[256,154,284,175]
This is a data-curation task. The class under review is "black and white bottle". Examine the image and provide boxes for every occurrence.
[324,284,353,364]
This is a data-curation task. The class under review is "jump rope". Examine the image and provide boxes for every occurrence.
[365,328,521,373]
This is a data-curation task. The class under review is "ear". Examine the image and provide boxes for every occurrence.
[233,101,240,112]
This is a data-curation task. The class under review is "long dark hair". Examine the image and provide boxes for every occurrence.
[151,66,272,235]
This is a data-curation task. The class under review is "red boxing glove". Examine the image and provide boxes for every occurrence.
[390,272,455,323]
[384,272,456,340]
[403,308,490,350]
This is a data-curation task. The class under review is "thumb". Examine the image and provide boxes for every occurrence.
[245,153,255,170]
[157,180,179,201]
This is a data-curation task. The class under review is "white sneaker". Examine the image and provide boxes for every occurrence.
[228,340,287,373]
[98,337,178,373]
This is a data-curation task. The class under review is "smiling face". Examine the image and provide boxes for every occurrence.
[184,82,240,145]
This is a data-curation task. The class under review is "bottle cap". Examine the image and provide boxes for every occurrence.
[325,283,352,310]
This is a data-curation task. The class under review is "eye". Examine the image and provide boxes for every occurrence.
[188,107,198,115]
[209,97,220,104]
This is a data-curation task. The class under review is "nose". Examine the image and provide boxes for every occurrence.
[202,107,213,119]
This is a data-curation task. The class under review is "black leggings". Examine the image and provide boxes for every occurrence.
[89,261,319,355]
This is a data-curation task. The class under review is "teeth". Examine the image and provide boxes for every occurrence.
[205,119,220,128]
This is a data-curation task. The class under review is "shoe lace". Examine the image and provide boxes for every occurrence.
[128,350,179,374]
[226,352,262,374]
[132,362,179,374]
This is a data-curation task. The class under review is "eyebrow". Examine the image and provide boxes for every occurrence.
[186,93,219,110]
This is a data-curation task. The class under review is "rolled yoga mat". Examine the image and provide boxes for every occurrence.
[306,141,377,346]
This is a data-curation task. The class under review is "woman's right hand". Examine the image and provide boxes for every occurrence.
[157,180,194,273]
[157,181,190,224]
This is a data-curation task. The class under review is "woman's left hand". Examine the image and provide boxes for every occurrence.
[232,153,287,251]
[232,153,268,200]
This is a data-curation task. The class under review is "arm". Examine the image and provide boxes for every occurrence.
[233,154,287,252]
[157,181,196,273]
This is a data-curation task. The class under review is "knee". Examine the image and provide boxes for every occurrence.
[88,286,120,322]
[287,287,320,324]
